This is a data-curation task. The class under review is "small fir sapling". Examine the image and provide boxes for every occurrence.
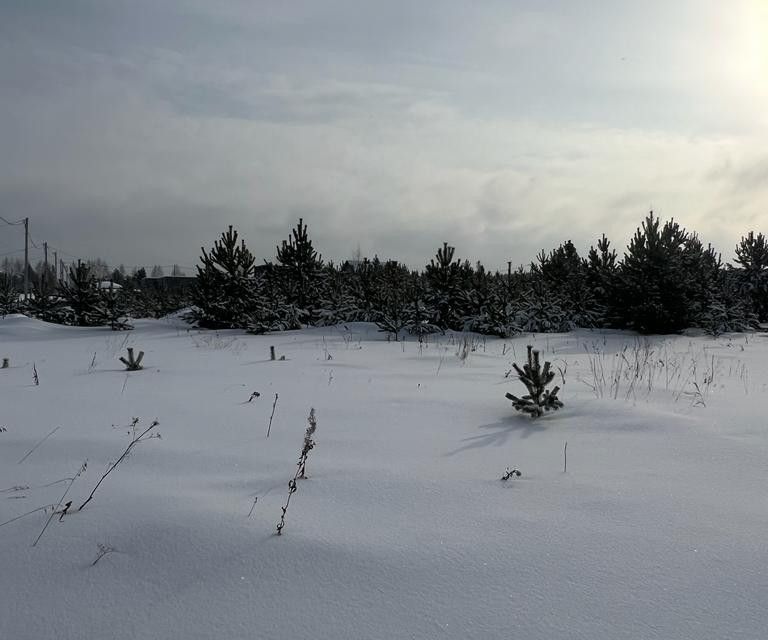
[276,408,318,535]
[505,345,564,418]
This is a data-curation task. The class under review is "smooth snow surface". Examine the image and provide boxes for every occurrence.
[1,315,767,639]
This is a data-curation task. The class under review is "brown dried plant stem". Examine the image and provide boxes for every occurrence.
[266,393,279,438]
[32,460,87,547]
[276,409,317,535]
[77,420,159,512]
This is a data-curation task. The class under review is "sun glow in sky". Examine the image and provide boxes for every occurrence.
[722,2,768,97]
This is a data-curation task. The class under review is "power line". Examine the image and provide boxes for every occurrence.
[0,216,25,226]
[27,232,41,250]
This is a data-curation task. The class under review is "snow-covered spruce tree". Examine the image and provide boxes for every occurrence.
[275,218,324,322]
[97,286,133,330]
[512,286,574,333]
[314,264,360,326]
[425,242,464,330]
[584,234,619,325]
[347,256,387,322]
[698,275,756,336]
[0,273,20,317]
[60,262,102,326]
[374,261,414,339]
[681,235,725,325]
[533,240,600,328]
[614,212,705,334]
[468,283,520,338]
[505,345,563,418]
[455,261,493,328]
[192,226,260,329]
[733,231,768,322]
[27,280,67,324]
[245,263,303,334]
[141,289,188,319]
[405,298,441,337]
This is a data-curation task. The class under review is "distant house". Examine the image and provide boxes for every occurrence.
[140,275,196,295]
[97,280,123,290]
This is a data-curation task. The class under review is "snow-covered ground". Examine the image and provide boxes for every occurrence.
[1,314,767,640]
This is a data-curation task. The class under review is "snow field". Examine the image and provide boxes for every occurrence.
[1,315,767,639]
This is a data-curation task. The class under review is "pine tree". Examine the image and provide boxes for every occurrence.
[698,272,755,336]
[275,219,324,318]
[534,240,598,328]
[513,288,573,333]
[733,231,768,322]
[98,286,133,330]
[469,287,519,338]
[192,226,260,329]
[584,234,618,323]
[60,262,102,326]
[347,257,385,322]
[681,234,722,324]
[425,242,463,330]
[405,298,441,337]
[27,280,66,324]
[0,273,19,317]
[374,261,414,339]
[615,212,696,334]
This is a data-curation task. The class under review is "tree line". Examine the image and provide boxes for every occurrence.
[2,212,766,336]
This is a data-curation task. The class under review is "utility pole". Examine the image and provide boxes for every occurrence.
[23,217,29,298]
[43,241,48,291]
[53,251,58,284]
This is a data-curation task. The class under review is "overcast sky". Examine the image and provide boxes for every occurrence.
[1,0,766,273]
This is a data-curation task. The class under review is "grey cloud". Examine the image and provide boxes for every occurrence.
[0,0,765,272]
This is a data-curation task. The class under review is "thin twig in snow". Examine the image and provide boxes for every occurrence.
[77,420,159,512]
[563,441,568,473]
[17,426,61,464]
[266,393,279,438]
[0,504,57,529]
[32,460,87,547]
